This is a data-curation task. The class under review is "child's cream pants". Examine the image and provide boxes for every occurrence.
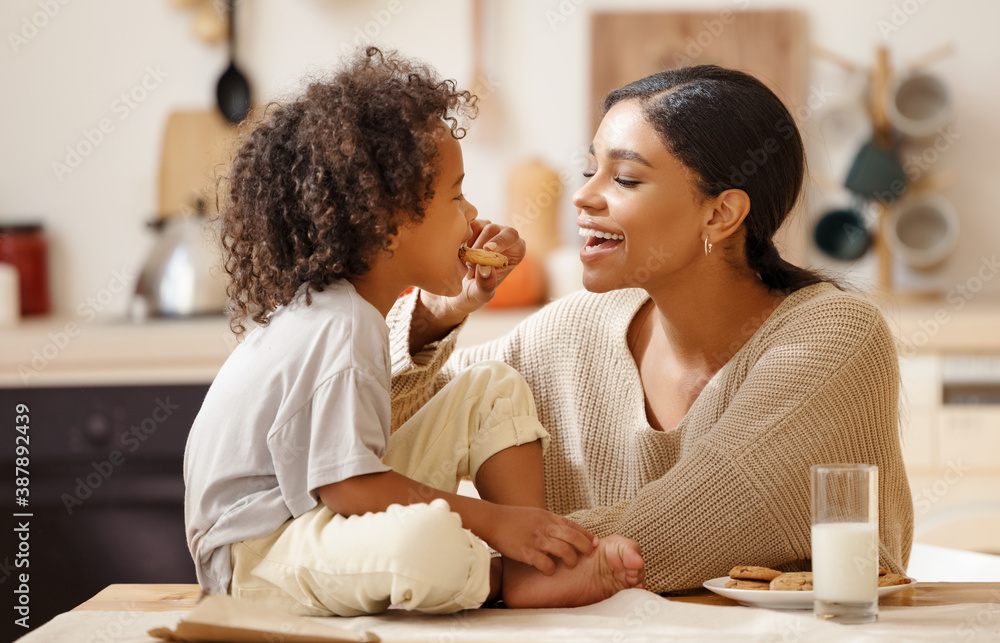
[229,360,549,616]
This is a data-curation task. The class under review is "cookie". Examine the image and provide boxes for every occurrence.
[878,565,889,576]
[725,579,771,590]
[770,572,813,591]
[729,565,783,582]
[878,573,911,587]
[458,246,508,268]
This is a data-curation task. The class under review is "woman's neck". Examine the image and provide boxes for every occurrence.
[643,269,786,375]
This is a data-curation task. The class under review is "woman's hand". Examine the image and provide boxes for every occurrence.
[485,504,597,576]
[410,220,525,350]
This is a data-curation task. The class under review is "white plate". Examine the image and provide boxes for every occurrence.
[702,576,916,610]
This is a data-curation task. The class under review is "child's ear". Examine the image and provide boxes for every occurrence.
[385,231,401,251]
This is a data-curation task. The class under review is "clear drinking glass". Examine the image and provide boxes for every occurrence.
[811,463,879,624]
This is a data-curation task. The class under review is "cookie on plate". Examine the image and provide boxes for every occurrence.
[878,565,889,576]
[878,573,911,587]
[770,572,813,591]
[729,565,783,582]
[725,579,771,590]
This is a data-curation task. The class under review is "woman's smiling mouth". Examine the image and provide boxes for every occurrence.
[579,227,624,253]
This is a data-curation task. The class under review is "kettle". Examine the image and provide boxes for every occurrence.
[132,204,229,320]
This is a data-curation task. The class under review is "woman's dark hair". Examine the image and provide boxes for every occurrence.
[604,65,833,294]
[221,46,477,334]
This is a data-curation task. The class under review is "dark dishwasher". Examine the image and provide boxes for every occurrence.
[0,383,209,637]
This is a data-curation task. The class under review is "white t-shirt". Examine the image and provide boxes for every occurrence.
[184,280,393,594]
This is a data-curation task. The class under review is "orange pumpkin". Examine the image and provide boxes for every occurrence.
[486,253,546,309]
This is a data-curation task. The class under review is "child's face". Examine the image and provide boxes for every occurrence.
[393,126,477,296]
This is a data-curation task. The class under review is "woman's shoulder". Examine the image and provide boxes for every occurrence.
[763,282,895,356]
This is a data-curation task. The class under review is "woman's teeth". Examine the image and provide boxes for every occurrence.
[578,228,624,241]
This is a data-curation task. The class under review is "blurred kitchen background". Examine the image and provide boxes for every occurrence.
[2,0,1000,632]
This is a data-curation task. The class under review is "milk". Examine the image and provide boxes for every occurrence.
[811,522,878,602]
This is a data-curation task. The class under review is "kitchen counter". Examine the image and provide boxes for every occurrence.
[0,308,538,387]
[3,293,1000,387]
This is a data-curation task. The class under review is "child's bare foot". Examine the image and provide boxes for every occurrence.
[501,534,645,608]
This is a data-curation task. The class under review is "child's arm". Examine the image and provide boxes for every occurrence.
[317,471,596,575]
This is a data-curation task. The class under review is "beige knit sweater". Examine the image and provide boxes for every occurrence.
[387,282,914,593]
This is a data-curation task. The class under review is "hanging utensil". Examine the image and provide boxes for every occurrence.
[215,0,251,124]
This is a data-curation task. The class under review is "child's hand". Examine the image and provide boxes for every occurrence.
[488,505,597,576]
[427,219,527,318]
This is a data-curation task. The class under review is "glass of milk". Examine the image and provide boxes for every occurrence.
[811,463,879,624]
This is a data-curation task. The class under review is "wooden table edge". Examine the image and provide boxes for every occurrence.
[74,582,1000,613]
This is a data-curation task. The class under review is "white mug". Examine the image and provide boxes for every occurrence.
[887,72,953,139]
[886,194,959,269]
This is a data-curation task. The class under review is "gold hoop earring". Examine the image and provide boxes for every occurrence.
[704,237,713,256]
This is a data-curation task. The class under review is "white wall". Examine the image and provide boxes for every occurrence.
[2,0,997,319]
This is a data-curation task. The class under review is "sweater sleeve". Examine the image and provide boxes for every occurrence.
[566,299,911,592]
[387,289,519,431]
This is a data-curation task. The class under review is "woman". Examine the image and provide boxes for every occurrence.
[388,65,913,593]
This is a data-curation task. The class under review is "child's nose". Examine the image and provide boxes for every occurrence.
[464,199,478,222]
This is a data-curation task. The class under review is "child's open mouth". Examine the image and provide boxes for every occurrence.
[579,228,624,253]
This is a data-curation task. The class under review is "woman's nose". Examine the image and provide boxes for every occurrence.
[572,178,602,211]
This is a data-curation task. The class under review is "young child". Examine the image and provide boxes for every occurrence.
[183,47,645,617]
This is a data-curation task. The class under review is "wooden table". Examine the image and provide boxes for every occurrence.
[75,582,1000,612]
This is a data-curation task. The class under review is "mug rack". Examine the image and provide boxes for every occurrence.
[813,43,956,299]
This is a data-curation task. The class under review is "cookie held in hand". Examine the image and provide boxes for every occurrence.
[729,565,782,582]
[458,246,508,268]
[769,572,813,591]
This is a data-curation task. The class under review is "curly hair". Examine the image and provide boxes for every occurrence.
[220,46,477,334]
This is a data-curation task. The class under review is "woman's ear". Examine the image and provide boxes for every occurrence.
[706,188,751,242]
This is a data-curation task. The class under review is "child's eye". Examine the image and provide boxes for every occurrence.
[455,194,465,201]
[582,171,595,178]
[615,178,640,188]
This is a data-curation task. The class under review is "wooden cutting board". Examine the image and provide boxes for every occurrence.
[158,109,240,219]
[590,10,807,127]
[589,10,809,264]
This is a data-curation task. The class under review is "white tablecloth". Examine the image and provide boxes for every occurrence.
[17,589,1000,643]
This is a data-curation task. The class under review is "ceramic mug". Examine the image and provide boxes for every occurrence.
[887,72,952,139]
[813,208,871,261]
[886,194,959,269]
[844,140,907,204]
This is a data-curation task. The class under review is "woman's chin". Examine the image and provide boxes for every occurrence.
[581,272,617,294]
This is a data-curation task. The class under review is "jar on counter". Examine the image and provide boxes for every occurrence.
[0,223,50,316]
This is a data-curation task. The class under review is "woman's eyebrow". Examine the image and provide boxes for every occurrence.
[588,144,652,168]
